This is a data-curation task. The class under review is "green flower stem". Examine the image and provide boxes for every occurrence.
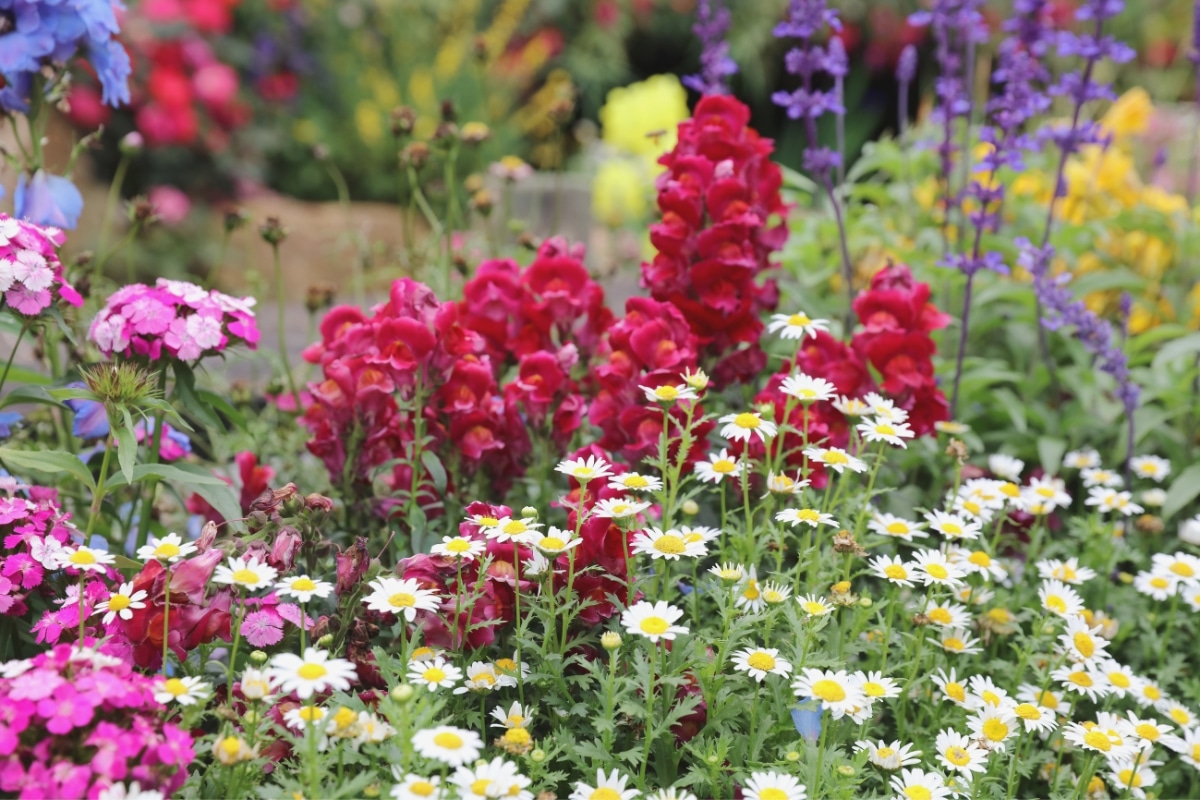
[135,364,170,553]
[77,574,87,646]
[226,592,246,704]
[639,642,658,787]
[86,437,116,539]
[270,241,302,412]
[162,566,171,676]
[95,153,130,283]
[0,322,28,399]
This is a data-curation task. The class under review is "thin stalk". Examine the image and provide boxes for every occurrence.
[85,439,115,538]
[639,643,657,786]
[162,567,171,675]
[96,153,130,282]
[0,322,28,399]
[271,241,302,411]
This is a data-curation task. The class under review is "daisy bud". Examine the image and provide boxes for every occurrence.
[244,709,259,724]
[391,684,415,703]
[249,650,268,664]
[317,634,334,648]
[858,597,873,608]
[785,751,800,762]
[706,754,720,765]
[681,499,700,516]
[521,507,538,519]
[364,785,381,798]
[911,613,931,627]
[838,766,855,776]
[530,748,547,763]
[601,632,622,651]
[831,580,851,595]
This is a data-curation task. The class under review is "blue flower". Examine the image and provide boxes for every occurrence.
[0,410,22,437]
[791,703,822,742]
[15,170,84,229]
[64,384,109,440]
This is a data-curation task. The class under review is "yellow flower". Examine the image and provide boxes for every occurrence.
[599,74,688,159]
[592,159,648,228]
[1101,87,1153,140]
[355,101,384,146]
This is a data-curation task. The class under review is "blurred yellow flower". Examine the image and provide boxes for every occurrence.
[592,159,648,228]
[600,74,689,160]
[355,101,384,145]
[1101,87,1152,141]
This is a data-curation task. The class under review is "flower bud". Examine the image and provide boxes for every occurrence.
[401,141,430,170]
[390,683,415,703]
[390,106,417,137]
[521,506,538,519]
[461,122,491,145]
[858,596,873,608]
[831,580,851,594]
[243,709,259,724]
[706,754,720,765]
[317,634,333,648]
[249,650,268,664]
[681,499,699,516]
[119,131,144,155]
[530,748,546,763]
[838,765,855,776]
[469,189,494,216]
[223,206,249,233]
[600,631,621,651]
[258,216,288,245]
[786,750,801,762]
[364,785,381,798]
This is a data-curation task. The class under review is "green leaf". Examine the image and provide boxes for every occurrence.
[104,462,231,491]
[0,385,62,410]
[420,450,447,494]
[1152,332,1200,372]
[1163,463,1200,521]
[0,365,51,386]
[172,363,219,430]
[113,554,143,571]
[0,447,95,490]
[1036,437,1066,475]
[115,409,137,485]
[197,389,246,430]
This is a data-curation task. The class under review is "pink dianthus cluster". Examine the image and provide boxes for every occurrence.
[0,645,195,799]
[89,279,259,361]
[0,487,78,619]
[0,214,82,316]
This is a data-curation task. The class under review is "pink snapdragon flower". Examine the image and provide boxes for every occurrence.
[89,279,259,361]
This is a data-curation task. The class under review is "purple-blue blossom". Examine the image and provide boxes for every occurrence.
[683,0,737,95]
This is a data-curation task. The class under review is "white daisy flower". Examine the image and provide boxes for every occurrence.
[921,599,972,629]
[1058,615,1109,666]
[1085,487,1142,516]
[956,548,1007,581]
[239,667,275,702]
[97,782,164,800]
[869,554,917,587]
[1151,552,1200,587]
[153,675,211,706]
[525,527,583,555]
[854,670,901,701]
[1063,448,1101,469]
[708,562,745,582]
[934,728,988,774]
[389,773,441,800]
[95,581,147,625]
[1038,579,1085,618]
[791,668,865,719]
[923,510,981,541]
[694,449,744,483]
[966,676,1013,711]
[760,581,791,606]
[934,420,971,434]
[452,661,502,694]
[1133,570,1180,601]
[593,498,652,521]
[731,646,793,682]
[1022,476,1072,509]
[734,567,766,613]
[1157,700,1197,730]
[431,535,487,561]
[912,549,966,588]
[932,668,970,707]
[1081,466,1123,488]
[763,472,809,496]
[795,594,834,617]
[363,577,440,621]
[1012,701,1058,734]
[833,395,870,417]
[803,446,867,474]
[266,648,357,699]
[1062,716,1136,760]
[719,412,777,443]
[274,575,334,603]
[631,528,707,560]
[967,706,1018,751]
[481,516,541,543]
[621,600,688,643]
[679,525,721,545]
[491,701,533,729]
[987,454,1024,482]
[451,757,531,800]
[1164,726,1200,767]
[868,513,928,540]
[767,311,829,340]
[1052,665,1111,702]
[742,771,807,800]
[775,508,837,529]
[607,472,664,493]
[681,368,710,392]
[1141,488,1167,508]
[555,455,613,482]
[862,392,909,423]
[136,533,197,564]
[1106,756,1161,800]
[888,768,951,800]
[212,555,279,591]
[569,770,639,800]
[1035,557,1096,585]
[411,726,483,767]
[639,383,697,405]
[950,494,995,524]
[856,418,914,447]
[1097,660,1140,699]
[780,373,836,404]
[1130,455,1171,483]
[55,545,116,574]
[936,628,982,655]
[853,740,922,770]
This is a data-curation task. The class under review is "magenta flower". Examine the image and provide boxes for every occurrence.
[240,610,284,647]
[36,685,96,734]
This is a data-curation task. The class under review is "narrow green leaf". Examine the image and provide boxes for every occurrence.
[0,385,62,410]
[104,461,232,491]
[197,389,247,430]
[115,409,137,485]
[1163,463,1200,521]
[420,450,447,494]
[1036,437,1066,475]
[0,447,95,491]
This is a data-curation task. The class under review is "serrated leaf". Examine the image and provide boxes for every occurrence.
[0,447,95,490]
[1163,463,1200,521]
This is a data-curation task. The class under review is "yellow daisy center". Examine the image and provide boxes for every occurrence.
[1068,671,1093,687]
[291,577,317,592]
[411,781,437,797]
[928,608,952,625]
[811,679,846,702]
[540,536,566,550]
[107,594,131,611]
[1108,672,1130,688]
[981,690,1001,707]
[982,719,1010,742]
[758,790,788,800]
[389,593,416,608]
[653,386,679,400]
[875,424,896,436]
[942,523,962,535]
[876,746,896,759]
[802,601,827,615]
[942,637,966,652]
[925,564,949,580]
[219,737,242,757]
[298,707,323,721]
[863,682,887,698]
[1135,723,1160,740]
[1117,770,1142,788]
[1073,633,1095,658]
[885,522,909,535]
[746,652,776,672]
[653,535,686,555]
[623,475,649,488]
[824,451,849,464]
[473,673,496,687]
[1170,562,1195,578]
[884,565,908,581]
[904,788,932,800]
[154,542,181,559]
[713,459,737,474]
[445,538,472,553]
[999,482,1020,497]
[433,732,463,749]
[1169,707,1191,725]
[298,664,327,681]
[477,516,499,527]
[945,746,971,766]
[733,413,761,430]
[1015,703,1041,720]
[495,658,517,673]
[1083,731,1111,751]
[788,313,812,326]
[797,509,820,522]
[69,550,97,565]
[1038,691,1059,709]
[422,667,447,683]
[1143,685,1162,701]
[163,678,188,696]
[469,779,493,796]
[502,728,531,746]
[231,568,260,585]
[1045,596,1067,614]
[502,520,528,536]
[1150,577,1169,589]
[742,582,761,600]
[946,683,966,702]
[411,647,435,660]
[639,617,669,635]
[968,551,991,567]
